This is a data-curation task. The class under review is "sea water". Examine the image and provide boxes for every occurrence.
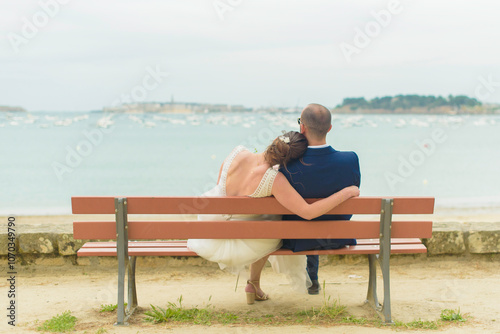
[1,111,499,215]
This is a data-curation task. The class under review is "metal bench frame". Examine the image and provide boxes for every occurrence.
[111,198,396,325]
[72,196,434,325]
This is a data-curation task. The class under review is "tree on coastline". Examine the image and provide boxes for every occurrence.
[336,94,481,112]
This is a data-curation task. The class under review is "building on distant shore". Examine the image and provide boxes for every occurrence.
[103,102,253,113]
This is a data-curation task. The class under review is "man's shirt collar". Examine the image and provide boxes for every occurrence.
[307,144,329,149]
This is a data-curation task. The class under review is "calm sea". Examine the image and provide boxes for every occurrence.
[1,111,499,215]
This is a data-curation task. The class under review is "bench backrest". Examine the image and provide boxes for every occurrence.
[72,196,434,240]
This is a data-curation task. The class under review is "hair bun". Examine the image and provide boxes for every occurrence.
[264,131,308,168]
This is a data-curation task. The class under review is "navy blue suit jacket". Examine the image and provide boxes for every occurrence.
[280,146,361,252]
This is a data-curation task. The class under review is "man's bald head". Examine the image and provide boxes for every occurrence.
[301,103,332,141]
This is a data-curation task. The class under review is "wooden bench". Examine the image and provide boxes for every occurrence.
[72,196,434,325]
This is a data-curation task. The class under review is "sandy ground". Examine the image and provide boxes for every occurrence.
[1,258,500,334]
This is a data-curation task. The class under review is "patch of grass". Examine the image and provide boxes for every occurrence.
[440,308,466,322]
[95,329,107,334]
[99,304,117,313]
[392,309,468,330]
[215,312,240,324]
[294,281,347,321]
[394,319,439,330]
[319,295,348,318]
[144,295,239,325]
[36,311,76,333]
[98,303,127,313]
[141,294,468,330]
[294,297,347,322]
[340,315,369,325]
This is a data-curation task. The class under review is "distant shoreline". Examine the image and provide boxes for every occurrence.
[0,106,26,112]
[3,95,500,115]
[3,105,500,115]
[6,109,500,115]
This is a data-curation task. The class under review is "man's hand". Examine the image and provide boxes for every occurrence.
[345,186,360,198]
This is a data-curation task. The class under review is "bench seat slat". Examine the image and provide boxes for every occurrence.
[273,244,427,255]
[72,196,435,215]
[73,220,432,240]
[78,247,196,257]
[79,238,423,249]
[77,243,427,257]
[356,238,422,245]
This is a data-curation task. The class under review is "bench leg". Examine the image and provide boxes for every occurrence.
[116,251,127,325]
[380,251,392,323]
[365,254,381,309]
[365,199,393,324]
[115,197,129,326]
[127,256,138,314]
[379,199,393,324]
[365,254,393,324]
[116,255,138,326]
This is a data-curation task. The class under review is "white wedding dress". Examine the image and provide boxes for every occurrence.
[187,145,311,292]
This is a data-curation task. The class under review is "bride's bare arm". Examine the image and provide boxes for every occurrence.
[271,172,359,220]
[216,161,224,184]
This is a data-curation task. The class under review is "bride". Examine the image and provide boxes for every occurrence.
[187,131,359,304]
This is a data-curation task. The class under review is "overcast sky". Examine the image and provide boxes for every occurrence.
[1,0,500,111]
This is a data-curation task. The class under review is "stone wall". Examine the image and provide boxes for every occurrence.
[1,222,499,266]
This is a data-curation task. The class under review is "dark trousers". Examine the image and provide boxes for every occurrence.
[306,255,319,281]
[282,238,357,281]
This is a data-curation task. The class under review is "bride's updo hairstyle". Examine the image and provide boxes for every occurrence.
[264,131,308,169]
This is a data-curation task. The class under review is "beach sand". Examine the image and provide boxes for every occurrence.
[1,257,499,333]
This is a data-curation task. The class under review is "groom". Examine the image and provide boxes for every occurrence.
[280,103,361,294]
